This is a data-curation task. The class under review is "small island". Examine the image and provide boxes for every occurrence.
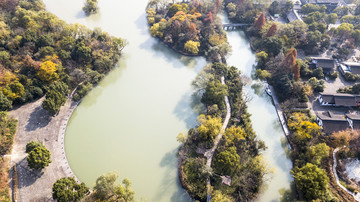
[147,0,268,201]
[83,0,99,16]
[146,0,230,61]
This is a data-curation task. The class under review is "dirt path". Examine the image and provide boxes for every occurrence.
[9,97,79,201]
[205,76,231,202]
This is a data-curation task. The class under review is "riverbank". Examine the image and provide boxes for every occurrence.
[9,97,80,201]
[267,85,294,150]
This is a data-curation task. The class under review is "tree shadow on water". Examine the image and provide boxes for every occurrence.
[139,36,203,70]
[173,91,205,128]
[153,148,191,202]
[25,106,52,132]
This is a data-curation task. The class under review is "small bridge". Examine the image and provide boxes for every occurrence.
[222,23,250,30]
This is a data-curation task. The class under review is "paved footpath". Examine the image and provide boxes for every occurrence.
[9,97,79,202]
[205,76,231,202]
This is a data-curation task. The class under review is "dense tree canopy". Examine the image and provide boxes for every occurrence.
[292,163,329,201]
[0,0,126,114]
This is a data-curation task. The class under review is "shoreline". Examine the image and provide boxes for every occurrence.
[9,97,82,201]
[55,99,81,183]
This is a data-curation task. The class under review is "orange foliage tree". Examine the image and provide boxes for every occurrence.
[266,23,278,37]
[254,13,265,31]
[282,48,300,80]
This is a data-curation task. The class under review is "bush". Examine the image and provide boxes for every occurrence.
[72,82,93,101]
[27,145,51,169]
[25,141,42,153]
[329,72,338,80]
[0,92,12,111]
[308,77,324,92]
[0,112,17,156]
[343,72,359,81]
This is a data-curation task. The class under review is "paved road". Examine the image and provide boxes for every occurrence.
[205,76,231,202]
[9,97,79,201]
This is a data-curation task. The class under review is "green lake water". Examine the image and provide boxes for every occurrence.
[43,1,292,201]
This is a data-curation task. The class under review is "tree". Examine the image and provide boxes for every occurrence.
[271,72,293,102]
[72,41,92,63]
[255,69,271,80]
[287,112,321,141]
[2,81,25,100]
[201,80,228,109]
[196,114,222,143]
[27,145,51,169]
[254,13,265,31]
[0,111,17,156]
[83,0,98,16]
[192,69,214,95]
[94,172,117,200]
[266,23,278,37]
[52,177,89,202]
[113,178,135,202]
[212,190,234,202]
[308,77,324,92]
[26,141,42,153]
[184,40,200,54]
[335,23,354,38]
[214,146,240,175]
[224,126,245,145]
[262,37,284,56]
[269,1,281,16]
[0,91,12,111]
[255,51,268,69]
[333,6,349,17]
[167,4,186,17]
[37,60,59,82]
[305,143,330,166]
[93,172,135,201]
[292,163,329,201]
[331,130,359,147]
[326,13,337,24]
[42,81,68,115]
[284,1,294,13]
[282,48,299,80]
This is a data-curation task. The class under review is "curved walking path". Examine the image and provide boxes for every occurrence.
[205,76,231,202]
[9,97,79,201]
[332,148,360,202]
